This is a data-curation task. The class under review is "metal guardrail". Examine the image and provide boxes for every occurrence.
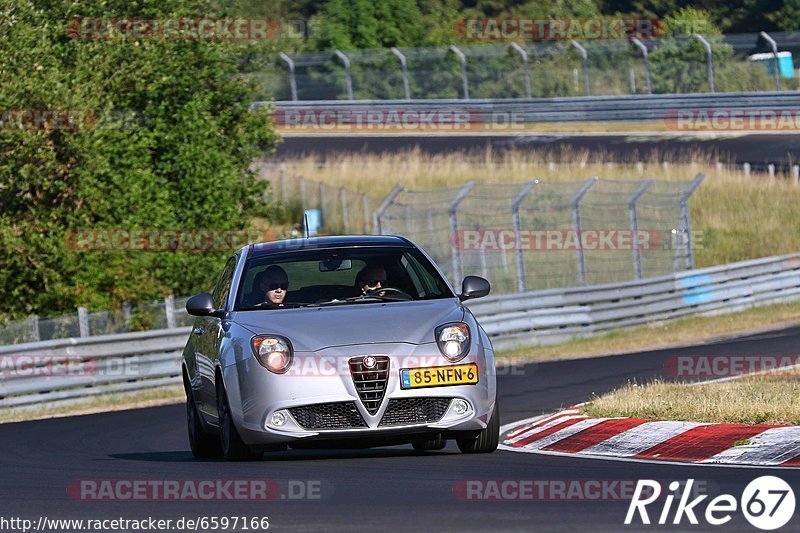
[0,328,190,409]
[467,252,800,351]
[2,253,799,409]
[267,92,800,124]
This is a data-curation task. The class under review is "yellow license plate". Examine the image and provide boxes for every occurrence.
[400,363,479,389]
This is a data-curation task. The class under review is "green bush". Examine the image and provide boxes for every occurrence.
[0,0,279,320]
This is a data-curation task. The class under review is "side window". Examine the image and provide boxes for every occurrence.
[212,257,237,310]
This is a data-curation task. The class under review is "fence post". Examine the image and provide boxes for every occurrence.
[334,49,354,100]
[449,182,477,286]
[630,38,651,95]
[319,182,327,227]
[340,187,349,233]
[27,314,40,342]
[694,34,715,93]
[122,302,132,331]
[628,179,653,279]
[278,52,298,101]
[572,177,598,285]
[362,193,370,233]
[373,185,404,234]
[511,180,538,292]
[743,163,751,177]
[673,173,705,272]
[165,295,176,329]
[449,45,469,100]
[510,43,532,98]
[793,165,799,186]
[78,306,90,338]
[768,164,776,178]
[629,66,636,93]
[391,47,411,100]
[570,41,591,96]
[759,31,781,91]
[279,163,288,203]
[299,176,306,212]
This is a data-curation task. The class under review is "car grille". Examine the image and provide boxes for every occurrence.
[288,402,367,430]
[378,398,452,427]
[349,355,390,415]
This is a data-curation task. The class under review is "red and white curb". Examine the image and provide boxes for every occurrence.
[500,407,800,468]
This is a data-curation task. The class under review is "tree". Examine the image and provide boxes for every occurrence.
[648,7,733,94]
[0,0,279,320]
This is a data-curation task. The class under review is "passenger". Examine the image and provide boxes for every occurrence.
[259,265,289,307]
[356,265,387,296]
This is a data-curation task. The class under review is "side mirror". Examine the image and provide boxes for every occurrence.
[186,292,225,318]
[459,276,491,301]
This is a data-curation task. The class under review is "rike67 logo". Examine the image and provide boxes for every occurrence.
[626,477,795,530]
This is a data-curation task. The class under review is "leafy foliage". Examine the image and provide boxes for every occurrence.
[0,0,279,319]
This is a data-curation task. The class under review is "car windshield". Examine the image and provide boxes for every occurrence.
[235,246,454,310]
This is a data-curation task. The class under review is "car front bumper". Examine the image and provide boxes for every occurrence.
[222,342,496,447]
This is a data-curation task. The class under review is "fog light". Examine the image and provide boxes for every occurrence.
[270,411,287,427]
[452,399,470,415]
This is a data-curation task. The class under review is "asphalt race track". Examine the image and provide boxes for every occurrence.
[277,133,800,167]
[2,326,800,532]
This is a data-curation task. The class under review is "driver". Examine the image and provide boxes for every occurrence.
[259,265,289,307]
[356,265,387,296]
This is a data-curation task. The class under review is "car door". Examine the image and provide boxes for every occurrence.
[196,256,237,421]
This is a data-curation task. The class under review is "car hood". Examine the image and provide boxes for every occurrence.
[232,299,464,352]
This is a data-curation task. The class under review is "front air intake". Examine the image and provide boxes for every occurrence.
[349,355,390,415]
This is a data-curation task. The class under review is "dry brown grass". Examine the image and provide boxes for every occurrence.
[0,385,184,424]
[582,367,800,425]
[268,149,800,268]
[496,301,800,362]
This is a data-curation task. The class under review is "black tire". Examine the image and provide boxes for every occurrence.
[457,401,499,454]
[412,433,447,452]
[186,388,222,458]
[217,383,262,462]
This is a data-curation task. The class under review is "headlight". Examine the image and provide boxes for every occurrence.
[251,335,293,374]
[435,323,470,362]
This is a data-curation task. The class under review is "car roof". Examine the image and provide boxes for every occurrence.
[246,235,414,258]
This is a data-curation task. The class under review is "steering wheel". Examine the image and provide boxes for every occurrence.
[365,287,411,298]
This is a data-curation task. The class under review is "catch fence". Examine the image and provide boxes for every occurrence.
[375,175,703,292]
[258,32,800,101]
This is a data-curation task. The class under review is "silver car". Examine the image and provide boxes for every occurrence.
[182,235,498,461]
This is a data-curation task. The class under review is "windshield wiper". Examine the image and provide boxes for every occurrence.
[314,294,411,306]
[237,302,314,311]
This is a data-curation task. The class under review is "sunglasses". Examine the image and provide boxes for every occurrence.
[267,282,288,291]
[363,279,386,286]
